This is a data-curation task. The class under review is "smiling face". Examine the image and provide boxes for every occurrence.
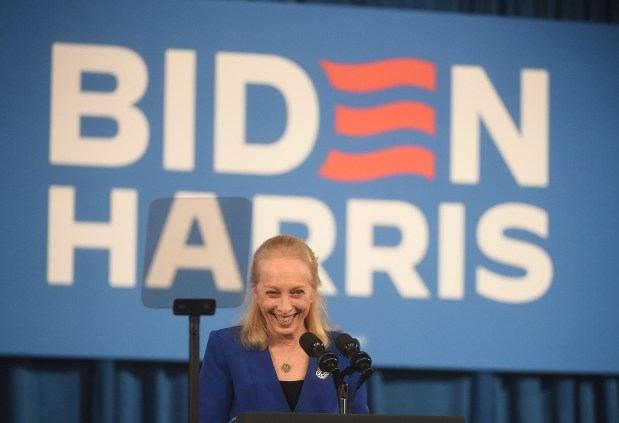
[254,255,314,342]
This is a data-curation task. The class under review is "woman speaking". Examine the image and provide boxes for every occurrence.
[199,235,370,422]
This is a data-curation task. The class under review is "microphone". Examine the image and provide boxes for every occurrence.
[299,332,340,375]
[335,332,374,412]
[335,332,372,374]
[300,332,347,413]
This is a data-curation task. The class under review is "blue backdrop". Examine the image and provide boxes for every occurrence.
[0,0,619,423]
[1,0,619,377]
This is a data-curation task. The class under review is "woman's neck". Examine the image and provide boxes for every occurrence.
[270,334,299,350]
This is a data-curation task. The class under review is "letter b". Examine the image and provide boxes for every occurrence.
[50,42,149,167]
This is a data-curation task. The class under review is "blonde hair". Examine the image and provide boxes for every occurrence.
[238,235,333,350]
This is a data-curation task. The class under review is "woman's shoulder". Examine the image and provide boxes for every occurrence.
[211,325,240,336]
[208,326,242,346]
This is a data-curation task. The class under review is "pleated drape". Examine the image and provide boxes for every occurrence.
[2,357,618,422]
[0,358,190,423]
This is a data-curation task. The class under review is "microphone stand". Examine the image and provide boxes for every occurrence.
[337,380,349,414]
[338,366,356,414]
[301,334,352,415]
[319,355,348,414]
[173,299,216,423]
[339,364,373,414]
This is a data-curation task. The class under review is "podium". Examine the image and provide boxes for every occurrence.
[235,413,465,423]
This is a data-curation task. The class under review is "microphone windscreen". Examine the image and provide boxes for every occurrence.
[299,332,324,357]
[335,332,359,358]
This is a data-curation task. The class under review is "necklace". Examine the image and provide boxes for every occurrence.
[280,362,292,373]
[271,347,293,373]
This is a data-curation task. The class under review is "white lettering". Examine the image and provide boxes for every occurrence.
[438,203,466,299]
[450,66,549,187]
[50,42,149,167]
[47,185,137,287]
[144,197,244,292]
[214,52,319,174]
[346,199,430,298]
[476,203,553,303]
[163,49,197,171]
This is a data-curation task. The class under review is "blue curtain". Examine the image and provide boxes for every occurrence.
[3,1,618,422]
[2,357,619,422]
[368,369,619,422]
[1,358,189,423]
[254,0,619,23]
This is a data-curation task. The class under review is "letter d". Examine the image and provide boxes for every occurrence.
[214,52,319,175]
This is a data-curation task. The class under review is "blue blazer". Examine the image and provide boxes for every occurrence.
[199,326,370,423]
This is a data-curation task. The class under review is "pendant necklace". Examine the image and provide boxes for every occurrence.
[280,362,292,373]
[272,348,292,373]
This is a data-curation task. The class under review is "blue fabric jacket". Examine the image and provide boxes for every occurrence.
[199,326,370,423]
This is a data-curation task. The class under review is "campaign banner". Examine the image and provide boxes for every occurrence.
[1,0,618,373]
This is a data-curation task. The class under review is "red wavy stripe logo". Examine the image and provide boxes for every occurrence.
[336,101,436,136]
[320,58,436,92]
[319,146,436,182]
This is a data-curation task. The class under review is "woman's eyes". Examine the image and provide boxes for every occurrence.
[265,289,304,297]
